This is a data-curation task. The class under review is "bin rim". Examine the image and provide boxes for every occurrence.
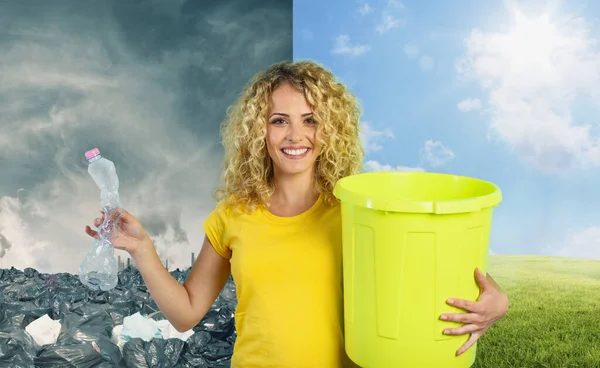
[333,171,502,214]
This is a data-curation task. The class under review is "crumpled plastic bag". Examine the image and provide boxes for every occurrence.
[121,312,162,342]
[112,312,194,349]
[25,314,62,346]
[156,319,195,341]
[195,307,235,341]
[182,331,232,367]
[122,337,187,368]
[0,326,38,367]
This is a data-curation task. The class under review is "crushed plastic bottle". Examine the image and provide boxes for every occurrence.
[78,148,122,291]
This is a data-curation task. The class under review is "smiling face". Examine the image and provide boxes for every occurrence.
[266,82,321,178]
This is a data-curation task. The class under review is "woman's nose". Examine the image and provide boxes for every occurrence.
[286,124,304,142]
[287,134,302,142]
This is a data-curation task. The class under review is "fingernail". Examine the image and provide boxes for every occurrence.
[447,299,454,304]
[440,315,447,320]
[443,329,449,335]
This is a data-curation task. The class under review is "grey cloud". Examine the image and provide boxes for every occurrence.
[108,0,293,138]
[138,212,189,244]
[0,0,292,190]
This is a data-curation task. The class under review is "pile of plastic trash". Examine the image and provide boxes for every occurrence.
[0,266,237,367]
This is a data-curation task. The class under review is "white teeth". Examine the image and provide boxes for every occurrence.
[282,148,309,156]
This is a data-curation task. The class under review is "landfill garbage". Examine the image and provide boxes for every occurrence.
[24,314,62,346]
[0,266,238,367]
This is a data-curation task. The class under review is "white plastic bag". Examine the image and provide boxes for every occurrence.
[25,314,62,346]
[112,312,194,350]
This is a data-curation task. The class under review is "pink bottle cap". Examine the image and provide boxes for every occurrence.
[85,148,100,160]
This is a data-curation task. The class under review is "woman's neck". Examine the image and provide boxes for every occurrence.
[269,169,319,215]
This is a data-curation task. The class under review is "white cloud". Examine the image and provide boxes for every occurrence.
[0,196,50,270]
[403,44,420,58]
[364,160,424,172]
[489,249,497,255]
[421,140,455,167]
[457,12,600,173]
[360,121,394,153]
[418,55,435,71]
[458,97,482,112]
[358,3,373,16]
[376,13,401,34]
[552,226,600,260]
[332,35,369,56]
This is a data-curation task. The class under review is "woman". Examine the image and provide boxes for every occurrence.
[85,60,509,367]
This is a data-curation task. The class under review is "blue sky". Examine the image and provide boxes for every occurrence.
[294,0,600,258]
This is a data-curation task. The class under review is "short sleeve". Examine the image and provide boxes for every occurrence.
[203,205,232,259]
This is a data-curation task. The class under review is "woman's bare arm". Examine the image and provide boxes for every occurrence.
[132,235,231,332]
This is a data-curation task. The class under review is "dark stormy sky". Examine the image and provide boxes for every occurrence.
[0,0,292,273]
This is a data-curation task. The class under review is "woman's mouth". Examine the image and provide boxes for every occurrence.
[281,147,310,159]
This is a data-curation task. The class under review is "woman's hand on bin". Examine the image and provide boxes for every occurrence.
[439,268,509,356]
[85,210,152,257]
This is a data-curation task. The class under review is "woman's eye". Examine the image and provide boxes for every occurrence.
[271,118,286,125]
[305,118,316,124]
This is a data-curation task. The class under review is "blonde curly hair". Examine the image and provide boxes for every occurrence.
[215,60,364,212]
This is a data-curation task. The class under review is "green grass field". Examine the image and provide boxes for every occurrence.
[472,255,600,368]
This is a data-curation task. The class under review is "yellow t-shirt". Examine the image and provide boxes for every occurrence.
[203,194,347,367]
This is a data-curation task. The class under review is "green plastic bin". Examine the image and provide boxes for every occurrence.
[333,171,502,367]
